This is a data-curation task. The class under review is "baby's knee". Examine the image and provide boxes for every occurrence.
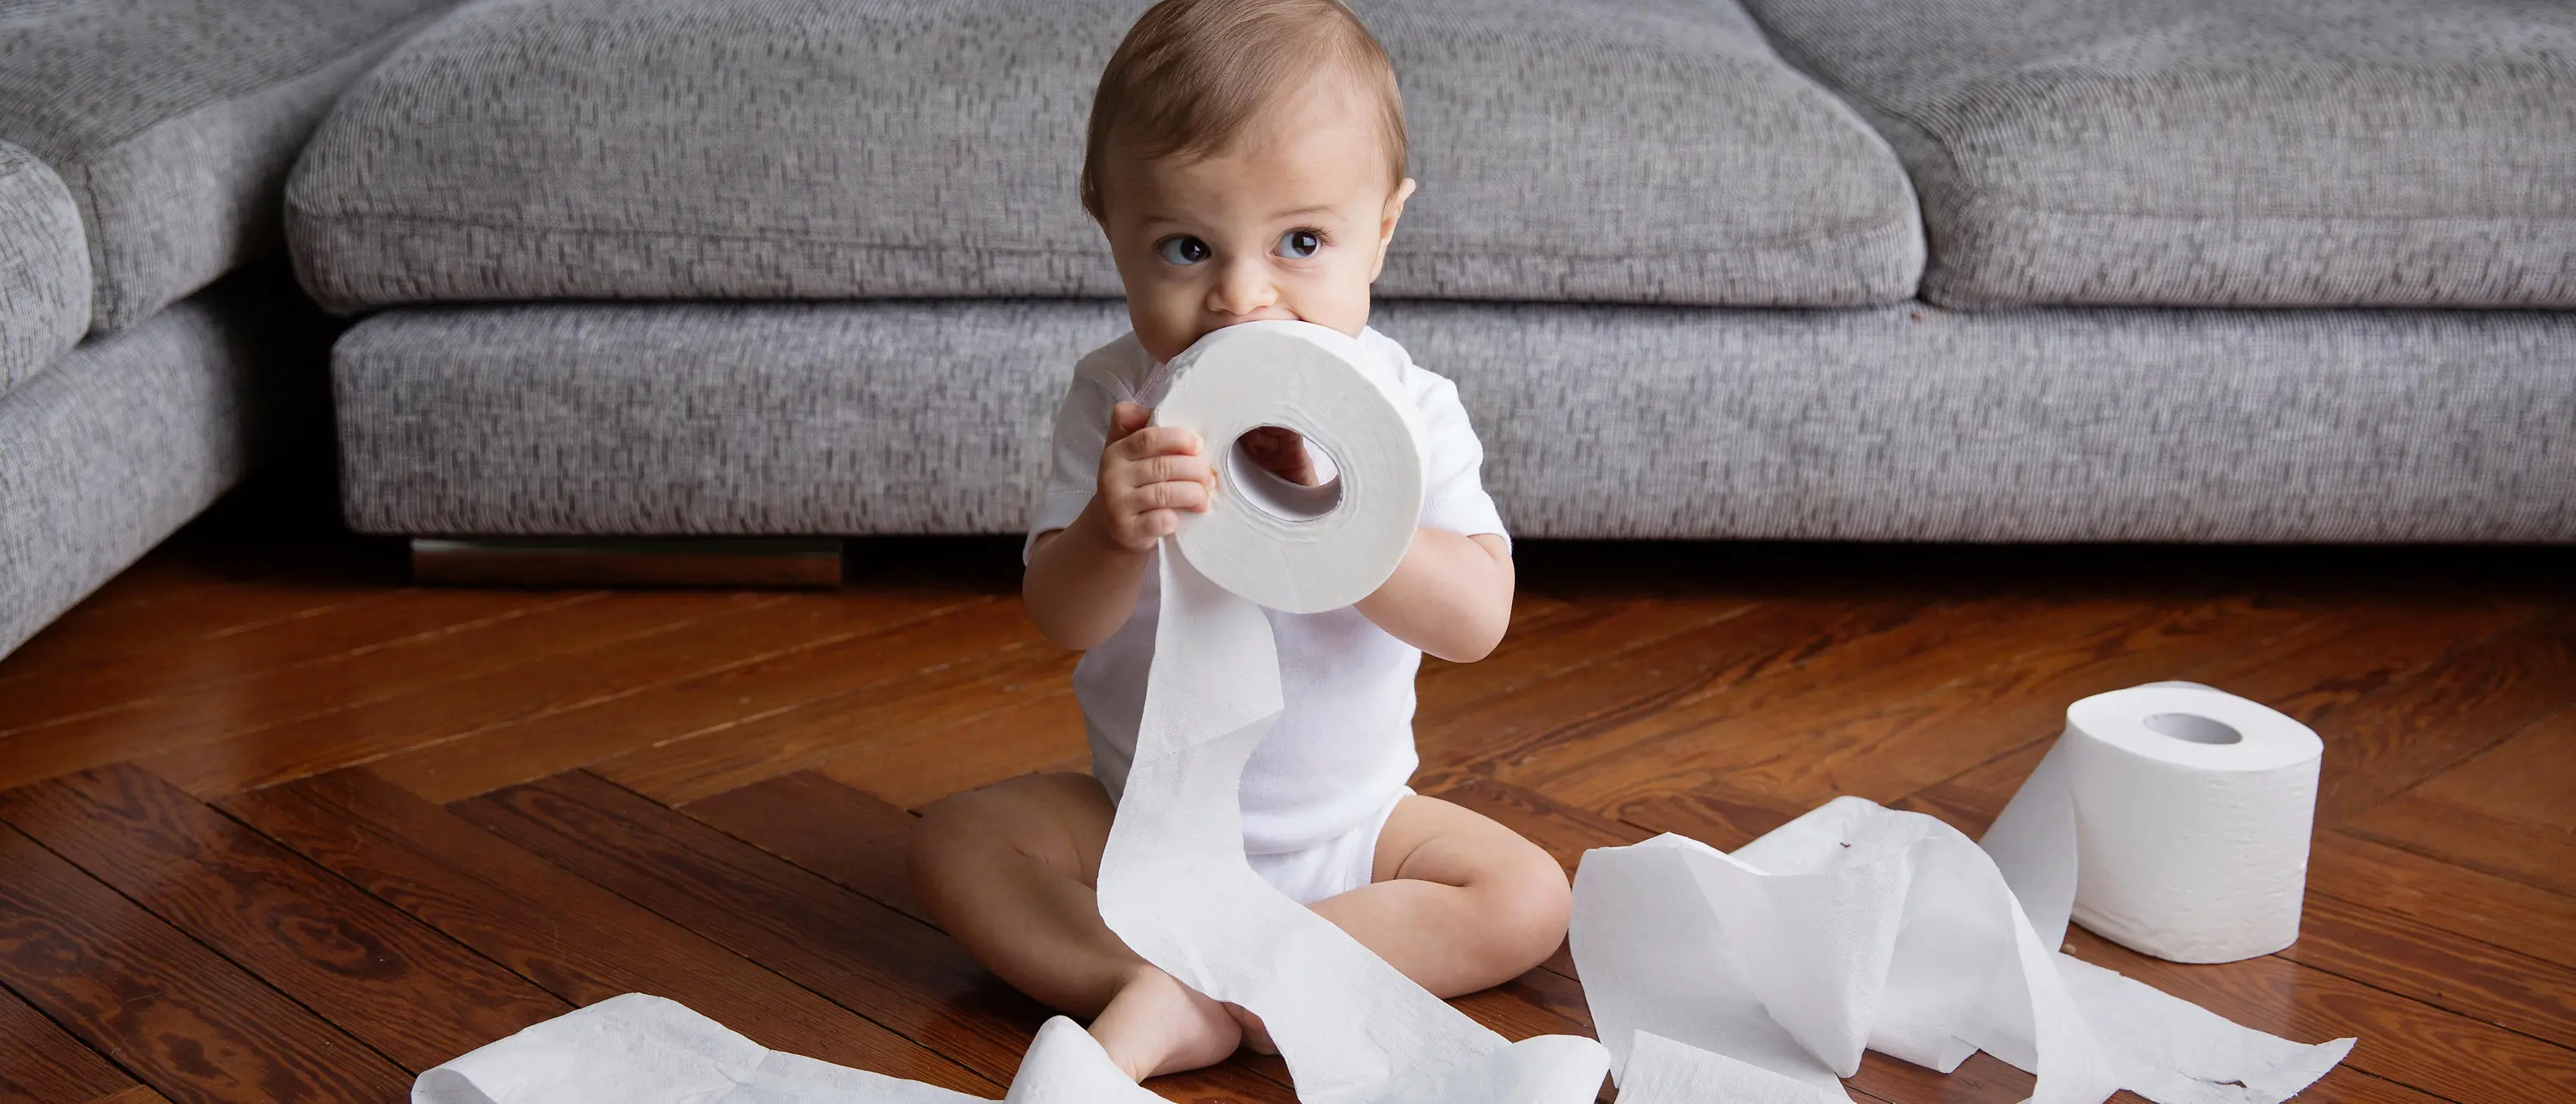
[907,774,1106,898]
[1475,846,1574,971]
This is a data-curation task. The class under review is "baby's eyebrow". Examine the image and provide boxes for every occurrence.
[1267,204,1337,220]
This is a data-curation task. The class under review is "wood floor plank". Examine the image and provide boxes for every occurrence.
[0,982,139,1104]
[602,636,1078,806]
[810,685,1088,811]
[2280,892,2576,1050]
[1428,594,1959,794]
[1492,598,2148,808]
[1413,597,1760,719]
[453,772,1285,1103]
[2063,925,2576,1103]
[0,585,373,695]
[368,595,1005,804]
[0,592,735,793]
[0,561,382,686]
[214,769,988,1093]
[2404,707,2576,834]
[680,771,929,923]
[0,765,567,1071]
[0,590,554,735]
[2344,790,2576,901]
[0,823,415,1102]
[2306,830,2576,972]
[1649,597,2323,810]
[2310,608,2576,825]
[139,592,808,797]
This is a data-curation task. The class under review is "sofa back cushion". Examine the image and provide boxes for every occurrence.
[0,0,466,332]
[0,141,88,394]
[288,0,1924,311]
[1741,0,2576,308]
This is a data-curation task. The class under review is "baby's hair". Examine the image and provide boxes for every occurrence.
[1081,0,1406,218]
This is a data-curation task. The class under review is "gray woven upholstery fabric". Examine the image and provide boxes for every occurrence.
[1738,0,2576,308]
[0,276,325,660]
[0,140,87,395]
[0,0,462,333]
[288,0,1922,312]
[333,300,2573,543]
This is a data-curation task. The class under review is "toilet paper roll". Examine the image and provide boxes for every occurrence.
[1154,320,1427,615]
[1982,682,2324,963]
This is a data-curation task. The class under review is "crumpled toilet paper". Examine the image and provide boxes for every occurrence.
[1570,684,2354,1104]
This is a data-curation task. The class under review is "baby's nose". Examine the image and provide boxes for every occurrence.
[1207,262,1279,315]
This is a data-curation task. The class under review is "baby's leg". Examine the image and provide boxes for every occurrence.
[1310,795,1572,997]
[906,773,1241,1080]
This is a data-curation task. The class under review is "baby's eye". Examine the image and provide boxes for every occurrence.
[1276,228,1324,259]
[1156,235,1212,266]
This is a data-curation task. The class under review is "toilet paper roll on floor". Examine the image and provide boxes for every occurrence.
[1981,682,2324,962]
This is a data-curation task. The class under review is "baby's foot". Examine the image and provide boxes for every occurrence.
[1088,968,1242,1081]
[1224,1003,1278,1055]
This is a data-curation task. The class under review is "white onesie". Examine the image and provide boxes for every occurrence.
[1024,326,1509,903]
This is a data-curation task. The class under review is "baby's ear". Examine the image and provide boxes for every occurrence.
[1372,178,1418,282]
[1380,178,1418,243]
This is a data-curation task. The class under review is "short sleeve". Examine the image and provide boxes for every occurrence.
[1381,337,1509,544]
[1024,339,1139,562]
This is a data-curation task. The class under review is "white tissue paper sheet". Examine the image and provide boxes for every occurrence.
[407,321,1608,1104]
[1571,682,2354,1104]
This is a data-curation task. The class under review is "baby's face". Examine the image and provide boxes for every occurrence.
[1094,82,1414,364]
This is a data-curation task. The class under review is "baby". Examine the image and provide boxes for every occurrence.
[905,0,1568,1083]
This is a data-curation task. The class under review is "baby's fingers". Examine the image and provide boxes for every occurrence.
[1112,424,1204,461]
[1129,476,1212,513]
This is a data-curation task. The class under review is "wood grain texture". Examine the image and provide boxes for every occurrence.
[368,594,1001,804]
[680,771,930,922]
[0,589,554,736]
[0,823,415,1102]
[601,627,1078,805]
[0,982,141,1104]
[2063,925,2576,1102]
[0,766,566,1071]
[216,769,990,1094]
[0,592,728,792]
[2343,790,2576,901]
[2402,706,2576,832]
[139,593,802,796]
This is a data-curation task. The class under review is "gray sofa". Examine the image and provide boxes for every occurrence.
[288,0,2576,548]
[0,0,465,658]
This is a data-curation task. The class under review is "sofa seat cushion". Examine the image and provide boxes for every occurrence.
[0,0,465,333]
[331,300,2575,543]
[1741,0,2576,307]
[0,142,88,395]
[288,0,1924,311]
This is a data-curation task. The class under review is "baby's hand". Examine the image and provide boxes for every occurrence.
[1236,426,1321,487]
[1096,401,1216,551]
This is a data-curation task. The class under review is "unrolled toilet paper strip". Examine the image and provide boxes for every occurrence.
[1571,798,2353,1104]
[413,994,1145,1104]
[1098,320,1605,1103]
[1982,682,2324,963]
[406,321,1607,1104]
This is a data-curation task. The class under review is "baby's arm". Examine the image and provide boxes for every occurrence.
[1024,401,1216,649]
[1357,530,1513,663]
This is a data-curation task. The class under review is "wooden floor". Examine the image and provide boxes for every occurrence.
[1,476,2569,1104]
